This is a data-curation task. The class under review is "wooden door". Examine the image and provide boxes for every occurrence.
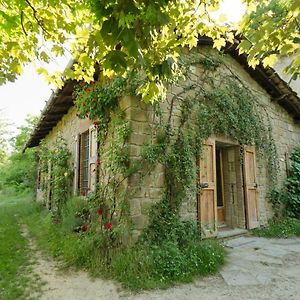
[244,146,259,229]
[198,139,217,236]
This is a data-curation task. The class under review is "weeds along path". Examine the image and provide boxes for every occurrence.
[2,194,300,300]
[20,225,122,300]
[0,194,42,300]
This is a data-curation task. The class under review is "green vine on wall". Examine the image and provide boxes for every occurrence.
[140,50,279,244]
[39,136,72,221]
[72,49,279,249]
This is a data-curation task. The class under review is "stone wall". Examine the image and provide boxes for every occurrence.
[222,52,300,224]
[36,107,92,201]
[121,47,300,234]
[36,47,300,233]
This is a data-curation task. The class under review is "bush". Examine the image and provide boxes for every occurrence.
[285,147,300,219]
[24,200,225,291]
[252,218,300,238]
[111,239,224,290]
[269,147,300,220]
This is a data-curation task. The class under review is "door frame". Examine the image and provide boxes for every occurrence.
[197,137,260,234]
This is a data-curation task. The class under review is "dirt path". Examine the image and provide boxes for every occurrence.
[23,230,300,300]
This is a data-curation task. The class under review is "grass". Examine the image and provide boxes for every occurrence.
[252,218,300,238]
[0,192,42,300]
[0,194,225,293]
[22,197,225,291]
[111,239,225,290]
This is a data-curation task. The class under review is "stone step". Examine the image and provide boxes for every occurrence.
[217,228,249,241]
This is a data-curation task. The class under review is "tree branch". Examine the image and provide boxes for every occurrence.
[20,11,28,36]
[25,0,51,37]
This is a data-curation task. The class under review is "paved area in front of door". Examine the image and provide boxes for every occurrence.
[221,236,300,286]
[129,236,300,300]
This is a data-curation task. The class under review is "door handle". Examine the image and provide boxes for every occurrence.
[198,182,209,189]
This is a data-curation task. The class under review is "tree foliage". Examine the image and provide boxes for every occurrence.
[238,0,300,78]
[0,0,299,102]
[0,111,10,164]
[0,115,38,193]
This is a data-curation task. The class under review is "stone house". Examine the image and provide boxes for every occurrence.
[26,41,300,238]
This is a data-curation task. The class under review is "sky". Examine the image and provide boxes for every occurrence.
[0,0,245,138]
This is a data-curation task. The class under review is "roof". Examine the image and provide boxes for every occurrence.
[25,42,300,149]
[25,80,75,148]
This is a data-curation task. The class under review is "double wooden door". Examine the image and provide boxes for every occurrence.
[198,139,259,236]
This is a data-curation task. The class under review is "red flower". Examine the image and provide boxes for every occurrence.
[105,223,111,230]
[82,102,86,107]
[96,158,101,165]
[80,95,83,99]
[80,191,86,196]
[90,80,95,84]
[92,99,97,103]
[93,121,98,128]
[82,223,88,232]
[86,88,92,93]
[96,208,103,216]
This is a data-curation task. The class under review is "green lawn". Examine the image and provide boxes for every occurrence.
[0,193,41,300]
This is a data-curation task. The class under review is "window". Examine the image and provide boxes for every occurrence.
[79,130,90,195]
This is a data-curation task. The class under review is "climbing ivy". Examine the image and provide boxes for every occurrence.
[39,136,72,221]
[136,50,281,246]
[72,50,279,249]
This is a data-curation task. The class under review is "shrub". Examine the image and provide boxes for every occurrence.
[252,218,300,238]
[111,239,224,290]
[285,147,300,219]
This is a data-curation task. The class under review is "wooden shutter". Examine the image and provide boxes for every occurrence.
[89,125,98,192]
[198,138,217,237]
[243,145,259,229]
[46,160,52,210]
[79,131,90,194]
[74,135,79,195]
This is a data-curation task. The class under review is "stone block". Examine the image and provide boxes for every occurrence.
[129,133,149,145]
[129,198,141,216]
[154,173,165,188]
[129,145,140,157]
[129,173,141,186]
[149,188,163,199]
[130,108,148,122]
[140,199,155,214]
[131,214,148,230]
[119,96,137,111]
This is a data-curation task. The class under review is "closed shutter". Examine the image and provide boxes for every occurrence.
[89,125,98,192]
[79,131,90,195]
[74,135,80,195]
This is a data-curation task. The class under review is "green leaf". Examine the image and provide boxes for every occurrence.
[103,50,128,72]
[51,45,64,57]
[40,51,50,63]
[213,38,226,51]
[238,40,252,55]
[262,54,278,68]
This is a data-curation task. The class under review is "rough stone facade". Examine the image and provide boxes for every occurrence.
[36,47,300,236]
[36,107,93,202]
[120,48,300,234]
